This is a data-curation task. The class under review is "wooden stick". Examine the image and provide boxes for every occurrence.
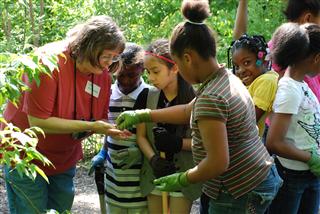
[160,152,169,214]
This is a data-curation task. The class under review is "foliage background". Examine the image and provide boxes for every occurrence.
[1,0,285,158]
[1,0,284,58]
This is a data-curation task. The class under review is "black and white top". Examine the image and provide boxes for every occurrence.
[105,78,150,208]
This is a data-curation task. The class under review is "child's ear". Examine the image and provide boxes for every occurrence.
[183,52,192,66]
[301,12,312,24]
[171,64,179,74]
[314,53,320,64]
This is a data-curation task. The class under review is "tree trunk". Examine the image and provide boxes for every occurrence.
[1,8,11,43]
[38,0,44,45]
[28,0,38,46]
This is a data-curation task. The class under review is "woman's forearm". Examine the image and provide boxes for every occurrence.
[28,115,94,134]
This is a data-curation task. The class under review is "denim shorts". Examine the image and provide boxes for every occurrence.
[208,165,282,214]
[5,165,76,214]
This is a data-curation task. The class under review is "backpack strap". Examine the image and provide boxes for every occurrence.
[146,86,160,110]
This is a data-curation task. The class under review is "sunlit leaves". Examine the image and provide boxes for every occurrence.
[0,120,52,182]
[0,51,58,106]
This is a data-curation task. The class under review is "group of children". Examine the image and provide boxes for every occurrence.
[91,0,320,213]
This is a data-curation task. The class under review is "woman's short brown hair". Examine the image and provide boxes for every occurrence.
[68,15,125,67]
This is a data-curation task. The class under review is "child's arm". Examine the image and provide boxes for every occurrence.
[255,106,265,122]
[182,138,192,151]
[233,0,248,40]
[137,123,175,178]
[266,113,311,162]
[186,118,229,183]
[136,123,155,160]
[150,99,194,124]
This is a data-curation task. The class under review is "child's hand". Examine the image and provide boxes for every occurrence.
[307,148,320,177]
[88,148,107,175]
[149,154,176,178]
[110,146,142,169]
[154,171,190,192]
[116,109,152,130]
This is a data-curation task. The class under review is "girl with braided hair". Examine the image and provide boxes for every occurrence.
[230,0,279,137]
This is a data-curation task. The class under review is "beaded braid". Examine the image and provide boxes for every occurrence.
[228,34,270,73]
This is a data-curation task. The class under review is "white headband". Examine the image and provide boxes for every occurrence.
[186,20,205,25]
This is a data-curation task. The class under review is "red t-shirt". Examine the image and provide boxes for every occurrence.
[3,42,111,175]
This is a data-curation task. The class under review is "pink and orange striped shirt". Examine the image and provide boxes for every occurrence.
[191,68,273,199]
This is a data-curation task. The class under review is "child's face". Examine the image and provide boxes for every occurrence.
[232,48,264,86]
[307,54,320,77]
[144,55,176,90]
[116,63,143,94]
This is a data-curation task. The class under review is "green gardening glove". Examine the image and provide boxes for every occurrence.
[116,109,152,130]
[154,171,190,192]
[110,146,142,170]
[307,148,320,177]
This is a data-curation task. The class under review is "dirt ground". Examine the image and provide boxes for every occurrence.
[0,165,199,214]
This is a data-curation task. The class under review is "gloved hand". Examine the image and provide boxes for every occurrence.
[150,154,176,178]
[154,171,190,192]
[116,109,152,130]
[307,148,320,177]
[110,146,142,170]
[88,148,107,175]
[153,127,183,153]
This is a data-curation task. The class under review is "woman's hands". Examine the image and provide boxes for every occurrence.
[91,120,131,139]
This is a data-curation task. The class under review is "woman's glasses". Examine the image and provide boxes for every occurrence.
[100,54,121,63]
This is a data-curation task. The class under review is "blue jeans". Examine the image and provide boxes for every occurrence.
[208,165,282,214]
[268,159,320,214]
[5,165,76,214]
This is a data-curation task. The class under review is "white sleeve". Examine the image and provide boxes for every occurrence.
[273,79,303,114]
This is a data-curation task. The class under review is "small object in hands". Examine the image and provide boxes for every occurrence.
[149,154,176,178]
[107,127,132,139]
[154,171,190,192]
[153,127,183,153]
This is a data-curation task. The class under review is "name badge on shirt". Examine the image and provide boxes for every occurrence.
[85,81,100,98]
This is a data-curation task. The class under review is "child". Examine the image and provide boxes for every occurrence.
[90,43,150,214]
[266,23,320,214]
[134,38,201,214]
[271,0,320,101]
[116,0,282,213]
[230,1,279,137]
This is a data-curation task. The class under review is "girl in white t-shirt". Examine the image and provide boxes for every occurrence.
[267,22,320,214]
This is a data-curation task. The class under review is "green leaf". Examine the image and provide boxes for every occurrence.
[34,165,49,183]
